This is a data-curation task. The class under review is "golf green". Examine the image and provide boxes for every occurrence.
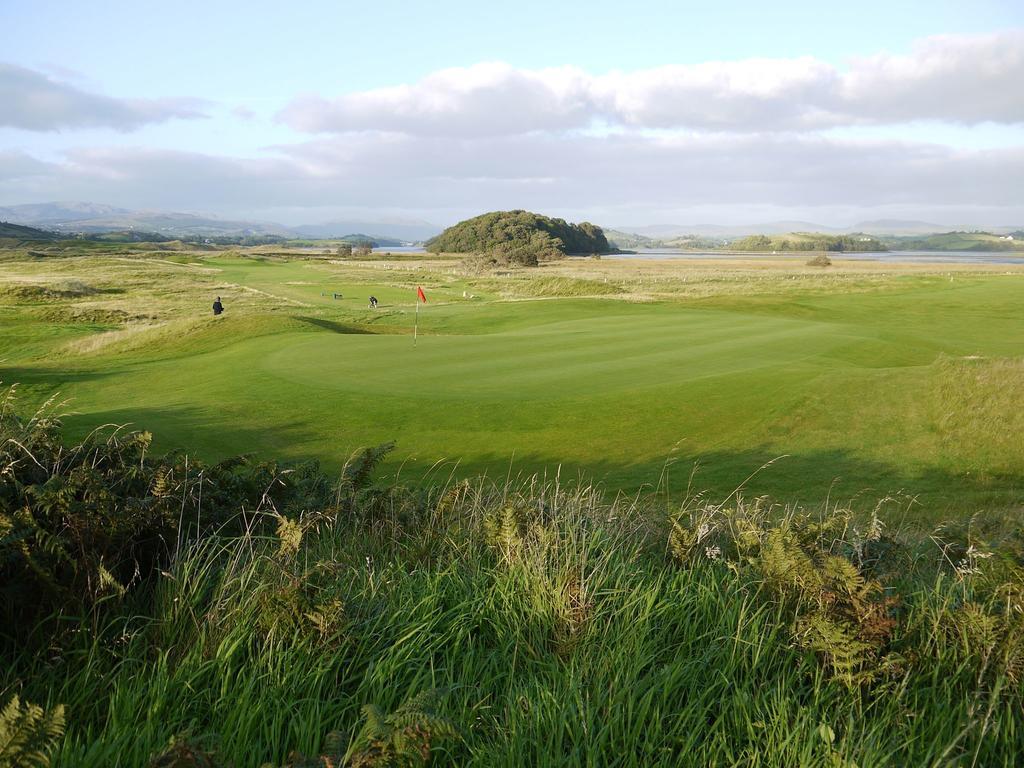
[4,255,1023,517]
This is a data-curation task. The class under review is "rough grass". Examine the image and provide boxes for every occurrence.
[60,322,171,355]
[5,470,1023,767]
[469,274,624,298]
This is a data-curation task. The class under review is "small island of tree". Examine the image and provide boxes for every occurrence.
[426,210,613,266]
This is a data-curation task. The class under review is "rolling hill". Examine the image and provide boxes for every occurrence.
[0,221,59,240]
[0,202,439,242]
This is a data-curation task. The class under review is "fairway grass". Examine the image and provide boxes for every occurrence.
[2,249,1022,521]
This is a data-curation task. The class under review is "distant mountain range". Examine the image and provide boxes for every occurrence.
[613,220,1023,238]
[291,220,440,241]
[0,201,134,223]
[3,202,1021,244]
[0,202,441,242]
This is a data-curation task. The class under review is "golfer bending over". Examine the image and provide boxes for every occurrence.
[212,296,224,316]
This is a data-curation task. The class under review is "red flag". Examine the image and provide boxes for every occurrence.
[417,286,427,303]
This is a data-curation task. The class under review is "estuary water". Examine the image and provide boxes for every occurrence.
[371,246,429,254]
[369,246,1024,265]
[610,249,1024,265]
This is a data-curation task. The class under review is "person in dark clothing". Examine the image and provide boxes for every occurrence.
[369,295,378,309]
[212,296,224,316]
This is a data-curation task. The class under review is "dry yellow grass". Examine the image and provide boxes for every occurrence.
[524,256,1024,301]
[62,322,171,355]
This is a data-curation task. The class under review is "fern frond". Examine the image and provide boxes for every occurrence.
[360,704,387,738]
[341,443,395,491]
[0,696,65,768]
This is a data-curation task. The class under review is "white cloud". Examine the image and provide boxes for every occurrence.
[0,150,53,179]
[840,32,1024,124]
[2,133,1020,226]
[282,62,593,137]
[5,28,1022,227]
[0,63,210,132]
[590,58,842,131]
[277,31,1024,136]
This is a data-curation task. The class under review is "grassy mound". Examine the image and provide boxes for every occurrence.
[3,399,1023,766]
[0,222,58,242]
[471,274,624,298]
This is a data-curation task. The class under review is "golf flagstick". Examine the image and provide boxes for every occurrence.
[414,285,427,346]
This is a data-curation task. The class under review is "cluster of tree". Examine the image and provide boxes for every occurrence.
[336,241,375,257]
[658,235,728,250]
[70,230,175,243]
[426,210,612,266]
[195,234,289,246]
[729,233,886,252]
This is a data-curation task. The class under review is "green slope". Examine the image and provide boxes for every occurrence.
[3,254,1022,518]
[0,221,58,240]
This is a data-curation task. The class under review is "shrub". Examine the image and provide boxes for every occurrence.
[343,690,459,768]
[806,254,832,267]
[669,501,902,686]
[0,387,391,640]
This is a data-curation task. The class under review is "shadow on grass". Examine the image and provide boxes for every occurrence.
[59,404,321,468]
[294,315,377,335]
[0,365,114,387]
[50,400,1023,526]
[384,446,1023,526]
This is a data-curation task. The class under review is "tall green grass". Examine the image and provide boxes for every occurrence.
[5,444,1023,765]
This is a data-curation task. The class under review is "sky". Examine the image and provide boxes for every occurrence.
[1,0,1022,228]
